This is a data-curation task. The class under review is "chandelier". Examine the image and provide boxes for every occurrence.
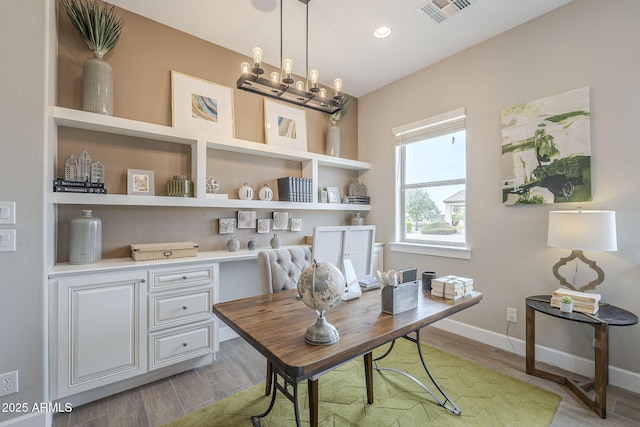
[237,0,345,114]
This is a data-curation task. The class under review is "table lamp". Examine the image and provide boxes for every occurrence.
[547,209,617,291]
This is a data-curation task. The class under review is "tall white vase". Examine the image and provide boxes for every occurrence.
[326,124,341,157]
[83,51,113,115]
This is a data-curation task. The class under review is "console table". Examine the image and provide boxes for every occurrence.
[525,295,638,418]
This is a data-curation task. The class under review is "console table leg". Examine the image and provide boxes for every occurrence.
[594,324,608,418]
[526,305,535,373]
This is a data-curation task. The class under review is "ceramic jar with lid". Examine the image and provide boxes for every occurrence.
[258,184,273,201]
[351,212,364,226]
[69,209,102,264]
[227,235,240,252]
[270,233,281,249]
[248,237,258,250]
[238,182,254,200]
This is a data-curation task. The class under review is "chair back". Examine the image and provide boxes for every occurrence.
[257,247,312,294]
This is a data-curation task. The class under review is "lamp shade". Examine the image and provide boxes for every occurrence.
[547,210,617,251]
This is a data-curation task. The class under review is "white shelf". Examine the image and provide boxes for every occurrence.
[52,106,371,211]
[50,192,371,211]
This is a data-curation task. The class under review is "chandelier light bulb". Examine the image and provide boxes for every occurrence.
[319,88,326,98]
[252,47,263,66]
[295,81,305,91]
[241,62,250,74]
[309,69,319,92]
[270,71,279,83]
[282,58,294,84]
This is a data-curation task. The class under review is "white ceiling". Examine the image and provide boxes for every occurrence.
[109,0,572,97]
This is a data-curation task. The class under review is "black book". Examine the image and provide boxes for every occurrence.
[54,186,107,194]
[277,177,294,202]
[54,179,105,188]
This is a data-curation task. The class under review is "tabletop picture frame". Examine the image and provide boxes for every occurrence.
[264,99,307,151]
[127,169,155,196]
[171,70,235,137]
[326,186,340,203]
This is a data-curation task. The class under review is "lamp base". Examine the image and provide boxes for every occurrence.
[304,314,339,345]
[552,249,605,292]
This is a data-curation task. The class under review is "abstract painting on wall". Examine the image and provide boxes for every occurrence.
[501,87,591,205]
[264,99,307,151]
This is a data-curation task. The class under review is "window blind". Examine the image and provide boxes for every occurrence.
[392,107,466,146]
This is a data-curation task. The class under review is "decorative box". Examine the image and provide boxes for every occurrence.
[431,275,474,299]
[381,281,419,315]
[130,242,198,261]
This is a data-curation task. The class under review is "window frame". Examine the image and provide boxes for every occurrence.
[392,108,470,259]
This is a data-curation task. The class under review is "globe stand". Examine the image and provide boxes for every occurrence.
[305,311,339,345]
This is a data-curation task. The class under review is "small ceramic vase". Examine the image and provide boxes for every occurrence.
[351,212,364,226]
[341,196,349,204]
[227,235,240,252]
[258,184,273,201]
[270,233,281,249]
[238,182,254,200]
[248,237,257,250]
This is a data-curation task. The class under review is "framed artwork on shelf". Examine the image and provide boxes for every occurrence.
[127,169,155,196]
[290,218,303,232]
[237,210,257,228]
[171,70,235,137]
[264,99,307,151]
[326,186,340,203]
[257,218,271,234]
[272,211,289,230]
[218,218,236,234]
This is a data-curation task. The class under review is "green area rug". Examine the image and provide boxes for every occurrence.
[164,339,560,426]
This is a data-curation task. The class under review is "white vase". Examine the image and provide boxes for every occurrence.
[560,302,573,313]
[83,51,113,115]
[326,124,341,157]
[69,210,102,265]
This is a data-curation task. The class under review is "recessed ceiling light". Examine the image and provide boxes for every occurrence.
[373,26,391,39]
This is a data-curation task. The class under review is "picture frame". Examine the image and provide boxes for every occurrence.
[218,218,236,234]
[127,169,155,196]
[171,70,235,137]
[264,99,307,151]
[237,210,257,229]
[272,211,289,230]
[257,218,271,234]
[290,218,303,232]
[326,186,340,203]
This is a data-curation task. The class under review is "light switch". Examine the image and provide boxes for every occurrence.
[0,202,16,225]
[0,230,16,252]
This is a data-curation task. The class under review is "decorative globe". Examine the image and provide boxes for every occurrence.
[297,262,345,345]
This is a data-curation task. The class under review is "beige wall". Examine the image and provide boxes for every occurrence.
[359,0,640,374]
[55,4,361,261]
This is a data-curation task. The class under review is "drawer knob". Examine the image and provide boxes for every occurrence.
[182,342,188,347]
[141,279,146,283]
[182,306,188,310]
[182,275,188,280]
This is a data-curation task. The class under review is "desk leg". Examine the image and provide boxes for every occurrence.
[593,324,608,418]
[308,379,318,427]
[364,352,373,404]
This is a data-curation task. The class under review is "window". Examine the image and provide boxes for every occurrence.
[394,108,467,249]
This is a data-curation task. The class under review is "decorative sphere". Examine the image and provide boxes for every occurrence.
[206,177,220,194]
[298,262,344,313]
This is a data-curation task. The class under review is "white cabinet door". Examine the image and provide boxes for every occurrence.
[54,270,146,398]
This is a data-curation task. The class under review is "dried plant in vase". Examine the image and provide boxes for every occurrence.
[59,0,125,115]
[324,97,350,157]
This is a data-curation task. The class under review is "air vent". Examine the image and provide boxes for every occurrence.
[418,0,476,24]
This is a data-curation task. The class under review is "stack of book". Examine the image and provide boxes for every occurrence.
[358,275,380,292]
[53,179,107,194]
[550,288,600,314]
[277,177,312,202]
[431,275,474,300]
[347,195,370,205]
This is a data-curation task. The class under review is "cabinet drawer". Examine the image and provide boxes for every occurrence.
[149,265,214,292]
[150,288,213,330]
[149,322,213,369]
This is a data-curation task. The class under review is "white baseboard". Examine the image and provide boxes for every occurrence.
[431,318,640,395]
[0,412,50,427]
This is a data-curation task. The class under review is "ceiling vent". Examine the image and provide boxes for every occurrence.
[418,0,476,24]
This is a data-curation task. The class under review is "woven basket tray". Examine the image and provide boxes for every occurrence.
[130,242,198,261]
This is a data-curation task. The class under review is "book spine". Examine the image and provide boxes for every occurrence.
[277,177,292,202]
[54,186,107,194]
[53,180,105,188]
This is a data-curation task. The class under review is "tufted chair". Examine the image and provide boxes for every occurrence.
[257,246,312,394]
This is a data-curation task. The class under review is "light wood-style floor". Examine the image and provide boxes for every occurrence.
[53,326,640,426]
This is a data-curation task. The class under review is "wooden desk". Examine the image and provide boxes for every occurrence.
[214,288,482,426]
[526,295,638,419]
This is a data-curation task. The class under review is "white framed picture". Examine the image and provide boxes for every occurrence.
[218,218,236,234]
[171,70,235,137]
[264,99,307,151]
[127,169,155,196]
[237,210,257,229]
[326,186,340,203]
[257,218,271,234]
[272,211,289,230]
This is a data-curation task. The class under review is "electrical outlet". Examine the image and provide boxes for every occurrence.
[507,307,518,323]
[0,371,19,397]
